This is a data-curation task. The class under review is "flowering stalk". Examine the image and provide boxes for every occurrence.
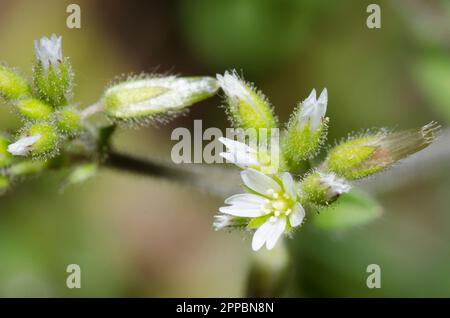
[0,36,441,259]
[0,35,223,196]
[214,70,439,252]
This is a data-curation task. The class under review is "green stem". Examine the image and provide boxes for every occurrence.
[103,150,241,197]
[104,151,195,182]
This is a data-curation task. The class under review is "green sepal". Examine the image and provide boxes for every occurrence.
[0,65,29,100]
[27,123,58,156]
[17,98,53,120]
[57,109,82,135]
[32,58,73,107]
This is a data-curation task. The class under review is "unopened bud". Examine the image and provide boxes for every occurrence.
[103,76,218,120]
[8,135,41,156]
[217,70,277,130]
[9,123,58,157]
[213,214,248,231]
[301,171,351,206]
[283,88,328,163]
[33,34,73,106]
[0,65,29,100]
[57,109,82,135]
[324,122,440,180]
[17,98,53,120]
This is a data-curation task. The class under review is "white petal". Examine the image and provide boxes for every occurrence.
[213,214,233,231]
[252,220,272,251]
[220,151,258,166]
[315,88,328,121]
[299,88,328,132]
[335,183,351,194]
[281,172,297,200]
[320,172,351,195]
[7,135,41,156]
[241,169,281,195]
[318,88,328,109]
[289,203,305,227]
[265,217,287,250]
[219,206,262,217]
[225,193,266,206]
[216,71,252,105]
[303,89,317,107]
[34,34,62,70]
[219,137,255,153]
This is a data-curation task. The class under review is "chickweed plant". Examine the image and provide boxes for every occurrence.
[0,35,440,256]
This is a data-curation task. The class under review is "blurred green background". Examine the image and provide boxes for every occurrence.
[0,0,449,297]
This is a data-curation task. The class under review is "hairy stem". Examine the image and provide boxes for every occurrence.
[104,151,194,182]
[103,150,241,197]
[81,103,104,119]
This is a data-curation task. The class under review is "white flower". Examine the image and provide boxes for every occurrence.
[319,172,351,198]
[320,173,352,196]
[216,168,305,251]
[34,34,63,71]
[299,88,327,132]
[7,135,41,156]
[219,137,258,167]
[216,71,255,110]
[219,137,279,174]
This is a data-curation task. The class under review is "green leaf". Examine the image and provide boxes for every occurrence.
[313,190,382,230]
[0,65,30,100]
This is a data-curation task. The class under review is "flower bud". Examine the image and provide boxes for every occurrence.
[283,89,328,163]
[17,98,53,121]
[8,123,58,157]
[103,76,218,120]
[216,71,277,130]
[324,122,440,180]
[57,109,82,135]
[0,135,12,168]
[33,34,73,106]
[213,214,248,231]
[8,135,41,156]
[0,65,29,100]
[301,172,351,206]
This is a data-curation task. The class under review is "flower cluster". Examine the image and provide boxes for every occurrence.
[0,35,219,194]
[0,35,82,194]
[213,70,439,251]
[0,36,440,253]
